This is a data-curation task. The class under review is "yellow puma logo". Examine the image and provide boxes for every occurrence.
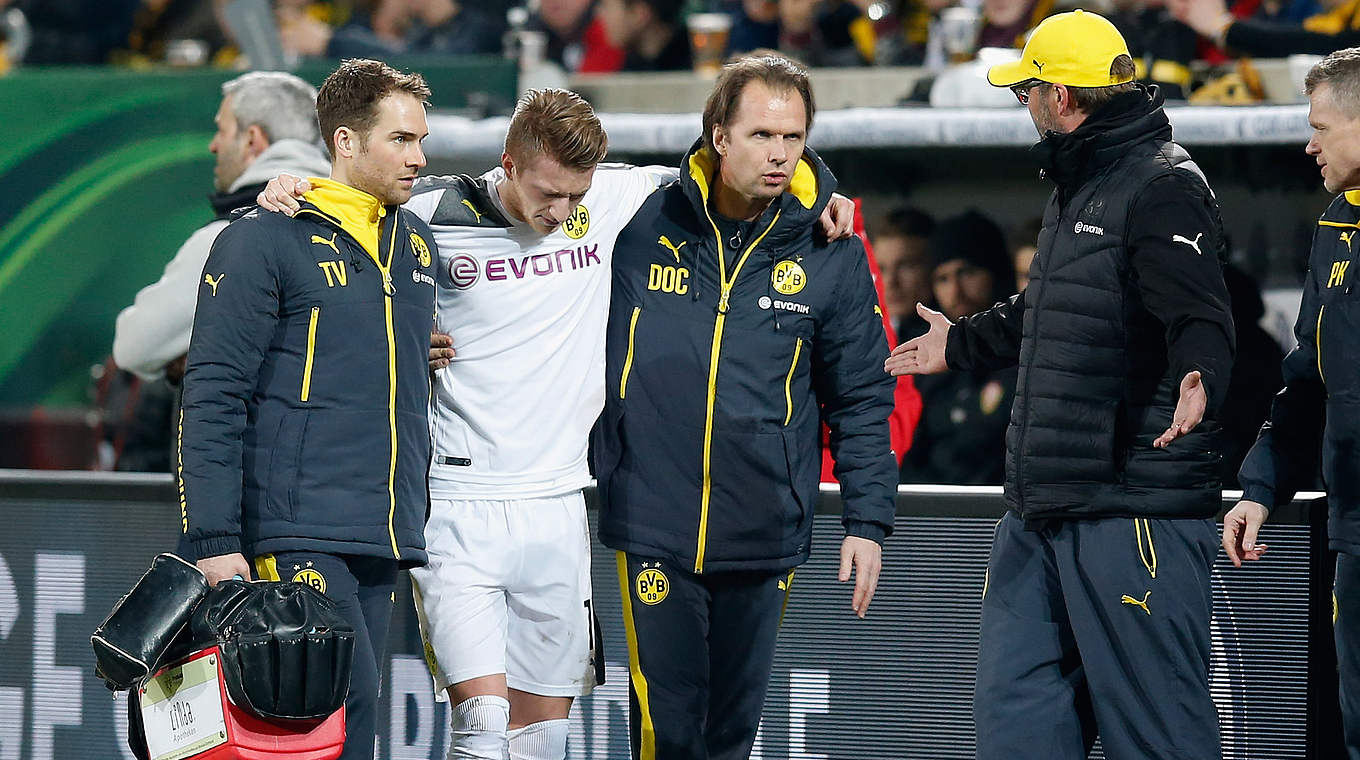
[1120,591,1152,615]
[1342,231,1355,253]
[658,235,687,263]
[203,273,225,296]
[310,233,339,255]
[461,199,483,223]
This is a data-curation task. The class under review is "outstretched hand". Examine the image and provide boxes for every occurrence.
[1153,370,1206,448]
[884,303,952,376]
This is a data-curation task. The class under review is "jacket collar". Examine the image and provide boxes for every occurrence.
[1032,84,1171,190]
[678,138,836,253]
[300,178,390,261]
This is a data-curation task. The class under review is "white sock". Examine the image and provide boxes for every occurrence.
[448,695,510,760]
[507,719,570,760]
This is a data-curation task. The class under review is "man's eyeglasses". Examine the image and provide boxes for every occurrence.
[1011,80,1043,105]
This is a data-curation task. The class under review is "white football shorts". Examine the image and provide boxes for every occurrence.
[410,491,598,699]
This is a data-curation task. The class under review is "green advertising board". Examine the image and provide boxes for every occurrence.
[0,59,514,408]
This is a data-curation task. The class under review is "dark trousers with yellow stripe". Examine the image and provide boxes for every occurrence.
[974,512,1221,760]
[1336,551,1360,759]
[255,552,398,760]
[617,552,793,760]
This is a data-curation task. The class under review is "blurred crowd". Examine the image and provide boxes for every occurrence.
[6,0,1360,87]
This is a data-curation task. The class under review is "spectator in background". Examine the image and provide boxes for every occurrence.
[978,0,1053,49]
[530,0,626,71]
[595,0,690,70]
[280,0,504,59]
[11,0,139,64]
[872,206,936,340]
[121,0,232,65]
[1218,263,1284,488]
[1171,0,1360,56]
[728,0,875,65]
[899,210,1017,486]
[113,72,330,387]
[878,0,952,64]
[1110,0,1200,99]
[1009,215,1041,291]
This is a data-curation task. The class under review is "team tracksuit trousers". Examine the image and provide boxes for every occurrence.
[617,552,794,760]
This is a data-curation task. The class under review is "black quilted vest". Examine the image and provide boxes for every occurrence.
[1006,99,1223,520]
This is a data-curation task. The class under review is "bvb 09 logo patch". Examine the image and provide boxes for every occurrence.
[563,204,590,240]
[772,260,807,295]
[635,567,669,605]
[292,568,327,594]
[410,232,431,267]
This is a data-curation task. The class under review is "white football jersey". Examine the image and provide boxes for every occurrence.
[404,164,676,500]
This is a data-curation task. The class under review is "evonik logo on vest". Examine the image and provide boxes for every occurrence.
[448,244,602,290]
[1074,221,1105,236]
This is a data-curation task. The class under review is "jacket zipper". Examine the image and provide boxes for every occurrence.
[296,207,401,559]
[783,337,803,425]
[301,306,319,401]
[381,215,400,560]
[620,306,641,399]
[695,208,781,574]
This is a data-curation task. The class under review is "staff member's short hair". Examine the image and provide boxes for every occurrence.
[316,59,431,159]
[702,54,815,156]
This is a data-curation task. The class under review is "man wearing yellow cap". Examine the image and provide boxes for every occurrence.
[887,10,1235,758]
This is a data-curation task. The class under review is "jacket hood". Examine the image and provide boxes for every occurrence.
[678,137,838,251]
[230,138,333,193]
[1032,84,1172,189]
[211,139,333,219]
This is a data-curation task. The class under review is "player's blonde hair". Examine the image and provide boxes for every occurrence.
[504,89,608,171]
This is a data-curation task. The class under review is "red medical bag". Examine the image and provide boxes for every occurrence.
[133,645,345,760]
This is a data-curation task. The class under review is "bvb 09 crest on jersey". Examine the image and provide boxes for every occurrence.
[563,204,590,240]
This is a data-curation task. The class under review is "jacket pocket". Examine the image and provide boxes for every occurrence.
[781,427,817,529]
[619,306,641,400]
[1133,517,1158,580]
[301,306,320,402]
[706,427,806,560]
[267,409,308,521]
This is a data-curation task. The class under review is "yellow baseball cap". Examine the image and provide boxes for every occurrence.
[987,9,1134,89]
